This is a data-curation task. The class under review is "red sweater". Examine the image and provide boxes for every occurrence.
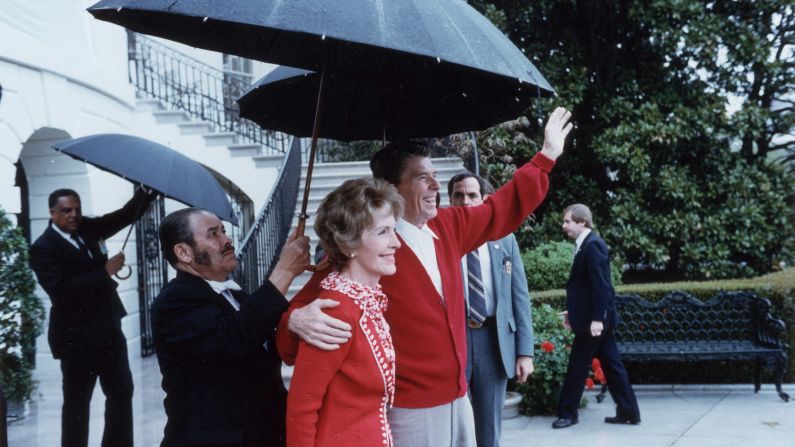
[278,152,554,408]
[287,273,395,447]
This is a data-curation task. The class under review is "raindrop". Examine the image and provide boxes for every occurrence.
[203,17,208,22]
[515,97,520,102]
[617,43,623,49]
[322,34,326,41]
[461,92,467,98]
[436,57,441,63]
[116,6,122,12]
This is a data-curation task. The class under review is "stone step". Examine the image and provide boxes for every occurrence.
[177,121,213,135]
[253,153,286,169]
[135,98,166,112]
[152,110,190,124]
[228,143,261,157]
[203,132,238,146]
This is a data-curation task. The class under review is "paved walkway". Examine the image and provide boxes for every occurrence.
[8,354,793,446]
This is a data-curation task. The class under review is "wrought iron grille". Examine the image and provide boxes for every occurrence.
[127,31,290,155]
[136,196,168,357]
[234,138,302,293]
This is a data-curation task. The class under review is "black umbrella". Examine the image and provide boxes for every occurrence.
[88,0,554,267]
[87,0,552,94]
[52,134,237,225]
[238,65,535,141]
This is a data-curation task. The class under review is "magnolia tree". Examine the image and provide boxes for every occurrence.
[469,0,795,280]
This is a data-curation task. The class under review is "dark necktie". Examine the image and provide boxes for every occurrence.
[467,250,488,325]
[70,234,90,259]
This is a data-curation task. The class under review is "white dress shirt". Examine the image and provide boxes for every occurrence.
[205,279,241,311]
[461,242,495,317]
[51,223,93,259]
[574,228,592,256]
[395,218,444,299]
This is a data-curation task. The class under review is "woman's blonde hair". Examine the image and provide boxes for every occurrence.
[314,178,404,269]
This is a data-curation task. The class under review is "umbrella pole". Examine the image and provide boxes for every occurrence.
[297,65,329,272]
[115,188,152,280]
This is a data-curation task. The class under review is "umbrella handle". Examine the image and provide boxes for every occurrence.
[115,265,132,280]
[296,216,330,272]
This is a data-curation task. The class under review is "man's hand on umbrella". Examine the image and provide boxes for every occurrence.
[268,230,310,294]
[540,107,573,161]
[105,252,125,276]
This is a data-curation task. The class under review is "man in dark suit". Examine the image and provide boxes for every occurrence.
[552,204,640,429]
[29,187,155,447]
[449,173,534,447]
[153,207,309,447]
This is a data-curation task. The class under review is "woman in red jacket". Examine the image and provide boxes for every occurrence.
[286,178,403,447]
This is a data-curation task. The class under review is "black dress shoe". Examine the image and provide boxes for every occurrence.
[604,414,641,425]
[552,417,578,429]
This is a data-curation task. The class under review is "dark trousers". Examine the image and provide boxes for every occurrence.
[1,384,7,447]
[557,330,639,420]
[59,331,133,447]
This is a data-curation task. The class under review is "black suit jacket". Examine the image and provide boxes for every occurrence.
[565,231,618,334]
[152,270,290,447]
[29,189,153,359]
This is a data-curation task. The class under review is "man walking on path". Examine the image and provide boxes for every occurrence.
[553,204,640,429]
[449,172,534,447]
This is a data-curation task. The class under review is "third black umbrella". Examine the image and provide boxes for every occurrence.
[52,134,237,225]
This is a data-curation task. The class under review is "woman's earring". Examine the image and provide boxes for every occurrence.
[349,252,357,258]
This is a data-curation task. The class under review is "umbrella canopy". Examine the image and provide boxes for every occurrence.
[88,0,553,101]
[52,134,238,225]
[238,65,532,141]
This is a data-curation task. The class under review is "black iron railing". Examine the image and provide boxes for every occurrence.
[127,31,290,155]
[234,138,302,293]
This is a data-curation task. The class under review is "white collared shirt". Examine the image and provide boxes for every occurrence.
[461,242,495,316]
[205,279,240,311]
[574,228,592,256]
[395,218,444,299]
[51,223,93,259]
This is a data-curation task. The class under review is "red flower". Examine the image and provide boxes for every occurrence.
[585,378,595,390]
[594,370,606,384]
[591,358,601,370]
[541,341,555,353]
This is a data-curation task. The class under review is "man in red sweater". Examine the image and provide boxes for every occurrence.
[280,107,572,446]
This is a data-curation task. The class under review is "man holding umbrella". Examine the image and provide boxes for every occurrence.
[153,208,310,447]
[281,108,572,446]
[29,186,155,447]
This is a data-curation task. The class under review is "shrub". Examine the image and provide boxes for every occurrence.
[0,207,45,402]
[515,304,573,415]
[522,239,623,292]
[522,241,572,292]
